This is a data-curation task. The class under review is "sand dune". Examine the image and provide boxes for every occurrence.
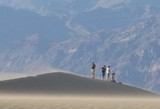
[0,72,157,96]
[0,72,159,109]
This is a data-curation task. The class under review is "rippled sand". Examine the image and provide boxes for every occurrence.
[0,95,159,109]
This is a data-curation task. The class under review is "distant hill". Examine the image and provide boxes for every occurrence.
[0,72,156,96]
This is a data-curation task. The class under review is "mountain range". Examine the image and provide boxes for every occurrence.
[0,0,160,93]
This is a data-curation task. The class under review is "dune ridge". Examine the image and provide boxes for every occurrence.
[0,72,157,97]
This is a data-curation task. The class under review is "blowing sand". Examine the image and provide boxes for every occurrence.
[0,95,159,109]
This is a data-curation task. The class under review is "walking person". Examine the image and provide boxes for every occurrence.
[101,65,106,80]
[106,65,111,81]
[91,62,96,79]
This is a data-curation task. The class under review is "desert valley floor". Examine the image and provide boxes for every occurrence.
[0,95,160,109]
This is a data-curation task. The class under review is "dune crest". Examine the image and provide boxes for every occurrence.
[0,72,157,97]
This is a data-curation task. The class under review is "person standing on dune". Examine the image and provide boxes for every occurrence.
[101,65,106,80]
[91,62,96,79]
[106,65,111,81]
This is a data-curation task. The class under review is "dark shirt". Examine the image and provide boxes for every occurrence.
[92,64,96,69]
[102,67,106,72]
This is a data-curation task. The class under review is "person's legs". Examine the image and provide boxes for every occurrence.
[102,72,105,80]
[106,73,108,80]
[91,69,95,79]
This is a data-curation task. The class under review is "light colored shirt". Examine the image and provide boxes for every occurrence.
[106,67,110,74]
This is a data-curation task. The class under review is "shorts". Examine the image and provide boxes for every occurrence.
[102,71,105,77]
[107,73,110,77]
[91,69,95,74]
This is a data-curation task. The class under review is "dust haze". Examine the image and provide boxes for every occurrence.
[0,69,64,81]
[0,94,159,109]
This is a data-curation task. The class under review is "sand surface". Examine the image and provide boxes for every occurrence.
[0,72,159,109]
[0,95,159,109]
[0,72,156,96]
